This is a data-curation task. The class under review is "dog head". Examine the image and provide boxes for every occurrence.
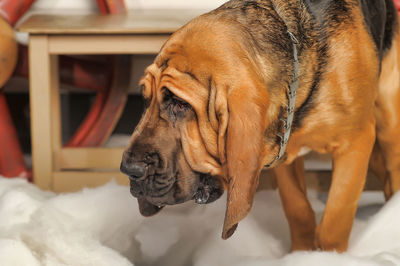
[121,14,275,239]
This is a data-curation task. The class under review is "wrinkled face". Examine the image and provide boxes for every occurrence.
[120,64,224,216]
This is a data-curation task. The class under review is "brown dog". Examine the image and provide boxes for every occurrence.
[121,0,400,252]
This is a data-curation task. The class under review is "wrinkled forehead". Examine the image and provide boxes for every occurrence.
[139,60,209,109]
[139,63,160,100]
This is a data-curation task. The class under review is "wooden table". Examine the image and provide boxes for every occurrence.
[17,11,200,192]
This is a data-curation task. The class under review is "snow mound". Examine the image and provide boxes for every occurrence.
[0,177,399,266]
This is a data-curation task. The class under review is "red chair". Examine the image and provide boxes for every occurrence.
[0,0,31,178]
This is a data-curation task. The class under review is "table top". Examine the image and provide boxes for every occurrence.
[17,10,205,35]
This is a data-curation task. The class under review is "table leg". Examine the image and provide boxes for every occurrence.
[29,35,61,190]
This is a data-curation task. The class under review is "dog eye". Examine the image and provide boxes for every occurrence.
[171,99,191,114]
[162,87,191,116]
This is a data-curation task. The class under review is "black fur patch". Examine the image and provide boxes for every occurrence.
[359,0,398,60]
[303,0,353,25]
[382,0,398,54]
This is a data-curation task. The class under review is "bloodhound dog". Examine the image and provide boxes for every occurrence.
[121,0,400,252]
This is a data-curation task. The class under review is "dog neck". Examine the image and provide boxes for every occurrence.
[265,32,299,168]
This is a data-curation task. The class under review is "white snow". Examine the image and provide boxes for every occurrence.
[0,177,399,266]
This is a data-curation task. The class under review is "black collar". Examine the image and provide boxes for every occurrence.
[265,31,299,168]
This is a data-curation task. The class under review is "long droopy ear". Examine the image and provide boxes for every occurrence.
[220,82,269,239]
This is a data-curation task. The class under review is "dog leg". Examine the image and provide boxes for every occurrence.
[375,35,400,200]
[315,123,375,251]
[275,157,316,251]
[369,142,392,200]
[375,131,400,199]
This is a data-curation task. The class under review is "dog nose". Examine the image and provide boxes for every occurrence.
[120,161,147,179]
